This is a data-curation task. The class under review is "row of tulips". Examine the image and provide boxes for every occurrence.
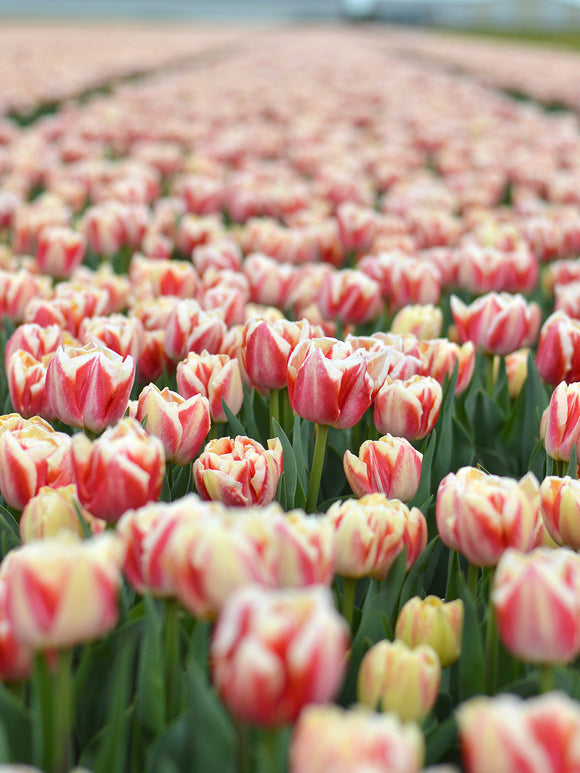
[2,23,580,773]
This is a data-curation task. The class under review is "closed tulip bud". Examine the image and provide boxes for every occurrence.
[536,311,580,386]
[35,226,86,279]
[72,418,165,523]
[45,343,135,434]
[78,314,144,362]
[458,691,580,773]
[492,547,580,664]
[7,350,56,422]
[288,338,376,429]
[419,338,475,395]
[272,509,335,588]
[504,348,529,399]
[395,596,464,668]
[136,384,210,465]
[210,585,349,726]
[344,434,422,502]
[325,495,426,579]
[20,484,105,543]
[176,351,243,423]
[5,323,71,364]
[194,435,283,508]
[164,299,226,360]
[3,533,125,650]
[540,475,580,550]
[242,317,314,392]
[357,639,441,722]
[129,254,199,300]
[436,468,542,567]
[137,329,174,383]
[374,376,442,441]
[317,269,383,326]
[391,304,443,340]
[450,292,541,356]
[0,269,52,324]
[290,705,425,773]
[542,381,580,462]
[0,425,74,511]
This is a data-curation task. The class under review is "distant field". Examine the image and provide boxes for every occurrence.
[446,27,580,50]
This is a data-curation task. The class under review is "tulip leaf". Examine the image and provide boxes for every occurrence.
[0,504,20,559]
[241,388,261,443]
[409,429,436,511]
[450,417,475,472]
[136,596,166,736]
[431,365,458,488]
[567,444,578,478]
[293,414,308,496]
[0,683,32,762]
[445,549,461,602]
[399,536,443,608]
[455,569,486,699]
[272,417,297,510]
[221,398,246,438]
[171,463,192,499]
[425,713,459,767]
[493,356,510,415]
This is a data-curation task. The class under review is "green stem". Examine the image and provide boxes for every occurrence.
[258,727,279,773]
[485,354,497,398]
[484,567,498,695]
[269,389,280,436]
[164,599,181,722]
[342,577,357,633]
[539,664,555,694]
[554,458,566,478]
[306,423,329,513]
[206,423,218,442]
[33,650,73,773]
[467,563,479,602]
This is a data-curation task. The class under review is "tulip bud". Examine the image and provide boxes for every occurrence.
[542,381,580,463]
[78,314,144,362]
[135,383,210,465]
[3,533,125,649]
[344,434,422,502]
[272,509,335,588]
[540,475,580,550]
[391,304,443,340]
[357,639,441,722]
[536,311,580,386]
[176,351,243,424]
[317,269,383,326]
[395,596,464,668]
[45,343,135,434]
[6,350,56,422]
[374,375,442,441]
[492,547,580,665]
[164,299,226,360]
[241,317,314,392]
[210,585,349,726]
[194,435,283,508]
[289,705,425,773]
[72,418,165,523]
[20,485,105,543]
[35,226,86,279]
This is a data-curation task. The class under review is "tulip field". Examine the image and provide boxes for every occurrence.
[4,20,580,773]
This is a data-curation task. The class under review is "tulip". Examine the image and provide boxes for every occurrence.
[542,381,580,463]
[5,323,71,364]
[72,418,165,523]
[137,329,175,383]
[35,226,86,279]
[271,509,335,588]
[374,376,442,441]
[210,585,349,726]
[391,304,443,340]
[78,314,144,362]
[504,348,529,399]
[289,705,425,773]
[0,424,74,511]
[2,532,125,649]
[458,691,580,773]
[45,343,135,434]
[540,475,580,550]
[135,384,210,465]
[357,639,441,722]
[0,576,32,682]
[6,350,56,422]
[242,252,298,308]
[359,252,442,312]
[436,468,542,567]
[0,269,52,324]
[492,547,580,665]
[536,311,580,386]
[395,596,464,668]
[20,485,105,543]
[193,435,283,508]
[128,254,199,300]
[176,351,243,424]
[344,435,422,502]
[419,338,475,395]
[164,299,226,360]
[450,292,541,356]
[316,269,383,326]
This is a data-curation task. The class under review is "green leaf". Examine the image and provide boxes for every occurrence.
[221,398,246,438]
[568,444,578,478]
[272,418,297,510]
[171,464,192,500]
[399,537,443,608]
[0,683,33,762]
[456,569,486,699]
[241,387,260,442]
[409,429,436,510]
[425,714,458,766]
[136,596,166,736]
[0,505,21,559]
[431,366,458,488]
[293,414,308,495]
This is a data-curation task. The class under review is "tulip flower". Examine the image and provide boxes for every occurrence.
[5,323,71,364]
[540,475,580,550]
[193,435,283,508]
[492,547,580,665]
[316,269,383,326]
[344,434,423,502]
[135,383,210,465]
[289,705,425,773]
[536,311,580,386]
[391,304,443,340]
[419,338,475,395]
[450,292,541,356]
[20,485,105,543]
[0,576,32,682]
[357,639,441,722]
[72,418,165,523]
[271,509,335,588]
[374,375,442,441]
[176,351,243,424]
[395,596,464,668]
[6,350,56,422]
[436,468,542,567]
[45,342,135,434]
[78,313,144,362]
[210,585,349,726]
[164,299,226,360]
[35,226,86,279]
[541,381,580,463]
[458,691,580,773]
